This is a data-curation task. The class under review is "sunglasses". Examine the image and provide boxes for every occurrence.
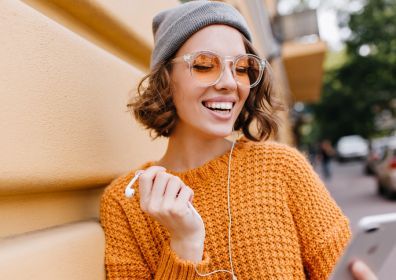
[171,51,266,88]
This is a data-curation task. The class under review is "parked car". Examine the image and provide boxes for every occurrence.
[336,135,369,162]
[376,139,396,199]
[364,137,390,175]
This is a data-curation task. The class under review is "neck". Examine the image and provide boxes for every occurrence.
[157,127,233,172]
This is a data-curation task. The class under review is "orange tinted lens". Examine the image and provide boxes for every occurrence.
[235,55,260,86]
[191,53,221,85]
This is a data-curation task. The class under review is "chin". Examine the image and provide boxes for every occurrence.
[200,125,234,139]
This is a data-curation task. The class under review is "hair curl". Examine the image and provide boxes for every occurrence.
[128,37,284,141]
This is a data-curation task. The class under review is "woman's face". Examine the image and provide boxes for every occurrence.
[170,25,250,140]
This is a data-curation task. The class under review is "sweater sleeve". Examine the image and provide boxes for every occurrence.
[100,187,210,280]
[281,147,351,280]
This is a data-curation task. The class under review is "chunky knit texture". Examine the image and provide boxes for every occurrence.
[100,140,351,279]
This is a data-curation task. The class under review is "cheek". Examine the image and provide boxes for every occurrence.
[241,88,250,102]
[171,82,197,119]
[172,78,190,104]
[171,63,193,86]
[170,73,187,108]
[172,91,185,114]
[170,69,195,103]
[238,87,250,107]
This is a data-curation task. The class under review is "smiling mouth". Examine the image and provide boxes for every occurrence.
[202,101,235,114]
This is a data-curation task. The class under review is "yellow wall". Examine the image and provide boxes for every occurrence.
[0,0,177,278]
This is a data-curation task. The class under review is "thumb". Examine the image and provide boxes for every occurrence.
[350,261,377,280]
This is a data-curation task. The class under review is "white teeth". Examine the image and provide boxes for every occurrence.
[204,102,233,110]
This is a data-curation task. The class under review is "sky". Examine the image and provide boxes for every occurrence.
[277,0,367,51]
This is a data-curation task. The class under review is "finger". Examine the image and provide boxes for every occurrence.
[162,176,183,207]
[350,261,377,280]
[138,166,166,203]
[176,185,194,205]
[150,171,171,203]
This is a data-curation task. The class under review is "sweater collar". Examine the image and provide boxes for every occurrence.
[141,139,249,185]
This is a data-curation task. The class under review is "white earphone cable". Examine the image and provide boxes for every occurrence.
[194,135,237,280]
[125,135,238,280]
[227,137,236,278]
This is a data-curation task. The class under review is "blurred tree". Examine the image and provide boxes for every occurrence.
[312,0,396,143]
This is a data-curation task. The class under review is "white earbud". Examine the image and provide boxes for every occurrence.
[125,170,203,223]
[125,170,145,198]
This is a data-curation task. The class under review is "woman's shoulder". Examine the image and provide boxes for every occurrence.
[238,139,312,175]
[99,163,156,236]
[101,161,153,202]
[239,138,303,160]
[102,171,134,200]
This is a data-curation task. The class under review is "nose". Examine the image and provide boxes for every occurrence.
[214,62,237,92]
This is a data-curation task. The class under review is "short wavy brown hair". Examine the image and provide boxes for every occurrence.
[128,37,283,141]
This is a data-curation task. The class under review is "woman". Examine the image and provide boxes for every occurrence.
[100,1,376,279]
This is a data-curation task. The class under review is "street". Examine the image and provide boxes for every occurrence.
[317,160,396,279]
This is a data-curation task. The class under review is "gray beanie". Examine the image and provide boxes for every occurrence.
[150,0,252,69]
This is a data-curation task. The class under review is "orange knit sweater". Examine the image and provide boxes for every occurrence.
[100,140,351,279]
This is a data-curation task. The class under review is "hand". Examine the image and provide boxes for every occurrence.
[138,166,205,262]
[350,260,378,280]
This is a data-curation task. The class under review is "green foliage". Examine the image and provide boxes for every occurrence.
[312,0,396,143]
[323,49,347,71]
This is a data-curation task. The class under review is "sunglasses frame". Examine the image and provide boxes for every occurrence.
[171,50,266,88]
